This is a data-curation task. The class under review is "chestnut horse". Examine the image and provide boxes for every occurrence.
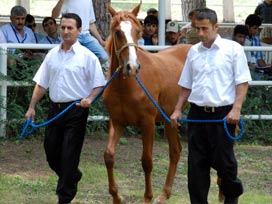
[103,2,191,204]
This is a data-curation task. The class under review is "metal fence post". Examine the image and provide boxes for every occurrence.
[0,45,7,137]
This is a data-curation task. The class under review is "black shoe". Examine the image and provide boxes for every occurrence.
[224,197,238,204]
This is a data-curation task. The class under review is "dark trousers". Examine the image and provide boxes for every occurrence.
[44,102,89,204]
[187,105,243,204]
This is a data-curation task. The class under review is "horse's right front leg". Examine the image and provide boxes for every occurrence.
[104,119,125,204]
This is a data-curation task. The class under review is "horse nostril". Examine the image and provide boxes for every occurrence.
[126,64,131,71]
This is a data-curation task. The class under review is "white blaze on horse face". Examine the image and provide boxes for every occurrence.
[120,21,138,68]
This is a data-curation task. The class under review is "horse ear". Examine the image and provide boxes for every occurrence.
[107,3,117,17]
[131,1,142,17]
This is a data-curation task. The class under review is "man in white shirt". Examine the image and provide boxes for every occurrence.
[52,0,109,70]
[25,13,105,204]
[171,8,251,204]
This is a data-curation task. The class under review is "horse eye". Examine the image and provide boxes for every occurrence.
[115,30,122,39]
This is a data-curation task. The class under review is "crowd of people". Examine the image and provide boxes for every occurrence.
[0,1,271,204]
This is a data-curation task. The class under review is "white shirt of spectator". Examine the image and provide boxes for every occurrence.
[61,0,95,34]
[0,23,36,44]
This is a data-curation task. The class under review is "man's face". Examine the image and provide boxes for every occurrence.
[43,20,58,36]
[10,15,26,31]
[247,25,259,37]
[265,0,272,5]
[144,23,157,37]
[60,18,81,44]
[195,19,218,47]
[234,34,246,45]
[167,31,180,44]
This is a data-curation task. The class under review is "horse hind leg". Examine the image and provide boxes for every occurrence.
[104,120,125,204]
[153,122,181,204]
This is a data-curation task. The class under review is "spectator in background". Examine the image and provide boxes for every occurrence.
[146,8,158,17]
[52,0,109,71]
[181,9,200,44]
[0,6,36,45]
[0,5,39,72]
[232,25,248,46]
[165,20,185,45]
[140,15,158,46]
[25,14,45,43]
[0,29,6,43]
[245,14,271,70]
[40,17,62,44]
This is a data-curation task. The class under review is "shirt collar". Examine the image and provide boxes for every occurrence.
[58,40,81,53]
[199,34,221,50]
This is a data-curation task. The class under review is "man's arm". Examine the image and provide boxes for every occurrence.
[25,84,47,121]
[226,82,249,124]
[52,0,64,18]
[76,86,103,108]
[89,23,106,47]
[170,87,191,127]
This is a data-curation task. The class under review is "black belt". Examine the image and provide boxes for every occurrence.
[51,101,79,109]
[190,103,232,113]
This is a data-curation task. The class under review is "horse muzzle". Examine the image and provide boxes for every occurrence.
[123,61,141,77]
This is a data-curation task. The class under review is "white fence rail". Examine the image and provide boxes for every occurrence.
[1,44,272,137]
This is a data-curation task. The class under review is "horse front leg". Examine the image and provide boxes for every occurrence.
[154,122,181,204]
[141,121,155,204]
[104,119,125,204]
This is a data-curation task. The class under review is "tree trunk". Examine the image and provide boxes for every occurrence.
[180,0,206,21]
[92,0,111,40]
[223,0,234,22]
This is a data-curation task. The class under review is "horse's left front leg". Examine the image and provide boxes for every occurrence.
[154,122,181,204]
[140,120,155,204]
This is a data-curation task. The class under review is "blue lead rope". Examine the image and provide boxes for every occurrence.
[20,69,121,139]
[135,76,245,141]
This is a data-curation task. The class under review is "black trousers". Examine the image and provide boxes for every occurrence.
[44,102,89,204]
[187,104,243,204]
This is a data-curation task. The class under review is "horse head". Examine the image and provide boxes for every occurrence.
[107,1,142,77]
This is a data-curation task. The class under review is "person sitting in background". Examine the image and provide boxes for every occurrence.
[146,8,158,17]
[165,20,184,45]
[25,14,45,43]
[181,9,200,44]
[141,15,158,46]
[40,17,62,44]
[0,6,36,45]
[245,14,271,72]
[0,29,6,43]
[232,24,248,45]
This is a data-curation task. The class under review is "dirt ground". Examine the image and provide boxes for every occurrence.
[0,135,272,204]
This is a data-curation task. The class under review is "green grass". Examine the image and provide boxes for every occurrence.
[0,136,271,204]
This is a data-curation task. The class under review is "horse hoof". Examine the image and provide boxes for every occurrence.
[113,196,126,204]
[152,199,166,204]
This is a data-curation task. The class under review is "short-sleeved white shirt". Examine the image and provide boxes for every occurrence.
[61,0,95,33]
[0,23,36,44]
[33,41,106,103]
[179,35,252,107]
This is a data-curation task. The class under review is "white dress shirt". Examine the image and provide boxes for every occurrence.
[179,35,252,107]
[61,0,95,34]
[33,41,106,102]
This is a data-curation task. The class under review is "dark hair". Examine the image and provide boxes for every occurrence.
[25,14,35,23]
[196,8,218,25]
[233,25,248,36]
[245,14,262,27]
[61,13,82,29]
[144,15,158,26]
[42,17,57,27]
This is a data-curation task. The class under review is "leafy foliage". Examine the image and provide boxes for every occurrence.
[1,52,272,144]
